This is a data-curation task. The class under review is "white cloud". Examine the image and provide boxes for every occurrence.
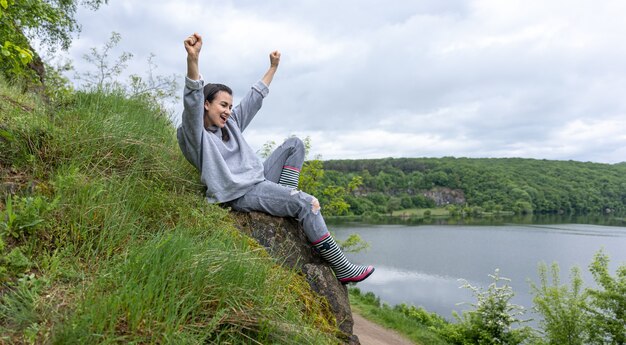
[59,0,626,164]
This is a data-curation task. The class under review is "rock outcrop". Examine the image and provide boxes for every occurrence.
[423,187,466,206]
[231,211,360,344]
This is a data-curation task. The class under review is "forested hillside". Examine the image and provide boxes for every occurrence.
[320,157,626,216]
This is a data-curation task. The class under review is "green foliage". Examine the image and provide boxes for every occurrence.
[531,263,588,345]
[336,233,369,253]
[0,0,106,80]
[257,136,361,216]
[300,158,324,197]
[0,40,34,77]
[586,250,626,344]
[447,204,461,217]
[350,252,626,345]
[0,246,32,283]
[57,231,332,344]
[513,201,534,215]
[258,139,277,158]
[76,31,132,91]
[386,196,402,215]
[320,185,350,216]
[394,303,450,331]
[1,195,58,239]
[349,253,626,345]
[73,32,179,111]
[127,53,178,103]
[0,273,49,341]
[323,157,626,216]
[528,252,626,345]
[453,269,534,345]
[0,80,341,344]
[42,59,75,103]
[348,287,451,345]
[347,175,363,193]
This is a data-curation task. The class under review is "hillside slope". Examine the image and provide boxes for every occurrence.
[0,82,341,344]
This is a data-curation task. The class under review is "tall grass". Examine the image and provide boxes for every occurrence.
[1,82,338,344]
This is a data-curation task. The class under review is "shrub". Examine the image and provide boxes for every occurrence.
[452,269,534,345]
[531,262,588,345]
[586,250,626,344]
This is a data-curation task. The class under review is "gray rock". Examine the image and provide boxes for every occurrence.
[231,211,359,344]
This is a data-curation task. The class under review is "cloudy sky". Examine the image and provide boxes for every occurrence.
[60,0,626,163]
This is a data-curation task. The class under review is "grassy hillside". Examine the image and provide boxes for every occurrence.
[0,82,339,344]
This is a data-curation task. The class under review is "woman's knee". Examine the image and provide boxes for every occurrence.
[290,190,321,216]
[284,136,305,153]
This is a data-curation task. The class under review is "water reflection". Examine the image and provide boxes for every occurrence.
[333,221,626,321]
[358,265,476,320]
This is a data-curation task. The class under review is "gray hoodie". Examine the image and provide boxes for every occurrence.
[176,76,269,203]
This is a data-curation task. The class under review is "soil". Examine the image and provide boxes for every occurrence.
[352,313,417,345]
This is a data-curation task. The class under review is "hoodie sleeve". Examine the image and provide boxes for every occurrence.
[176,76,205,168]
[231,80,269,132]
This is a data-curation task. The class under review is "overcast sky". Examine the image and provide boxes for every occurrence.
[60,0,626,163]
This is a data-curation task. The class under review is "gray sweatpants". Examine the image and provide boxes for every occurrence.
[228,137,329,243]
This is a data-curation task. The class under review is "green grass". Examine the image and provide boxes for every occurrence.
[349,288,451,345]
[0,81,339,344]
[392,207,450,217]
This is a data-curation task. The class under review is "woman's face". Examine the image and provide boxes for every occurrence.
[204,91,233,128]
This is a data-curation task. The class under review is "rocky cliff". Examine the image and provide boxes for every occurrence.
[231,211,360,344]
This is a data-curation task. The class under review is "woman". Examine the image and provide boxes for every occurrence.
[177,33,374,284]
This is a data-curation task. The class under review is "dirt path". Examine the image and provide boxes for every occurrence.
[352,313,417,345]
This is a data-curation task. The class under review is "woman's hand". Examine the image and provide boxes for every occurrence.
[269,50,281,68]
[261,50,281,86]
[184,33,203,59]
[185,33,202,80]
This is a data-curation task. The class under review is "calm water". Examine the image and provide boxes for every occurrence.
[332,219,626,321]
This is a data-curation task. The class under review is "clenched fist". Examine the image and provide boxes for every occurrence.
[269,50,281,68]
[184,33,202,59]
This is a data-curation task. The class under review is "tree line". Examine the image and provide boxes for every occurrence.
[306,157,626,216]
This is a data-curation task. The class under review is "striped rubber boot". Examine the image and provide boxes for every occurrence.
[313,234,375,284]
[278,165,300,189]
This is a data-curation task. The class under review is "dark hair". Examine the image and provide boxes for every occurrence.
[203,83,232,102]
[203,83,233,141]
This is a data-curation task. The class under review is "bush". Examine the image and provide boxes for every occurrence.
[531,263,588,345]
[452,269,534,345]
[586,250,626,344]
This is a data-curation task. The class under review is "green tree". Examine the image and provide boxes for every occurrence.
[347,175,363,194]
[586,250,626,345]
[387,197,401,216]
[320,185,350,216]
[0,0,107,82]
[513,201,533,215]
[531,263,588,345]
[400,196,413,209]
[300,159,324,197]
[453,269,533,345]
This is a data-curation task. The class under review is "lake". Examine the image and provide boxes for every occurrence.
[331,217,626,322]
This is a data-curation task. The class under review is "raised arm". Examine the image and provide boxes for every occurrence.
[261,50,281,86]
[177,33,205,169]
[231,51,279,131]
[185,33,202,80]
